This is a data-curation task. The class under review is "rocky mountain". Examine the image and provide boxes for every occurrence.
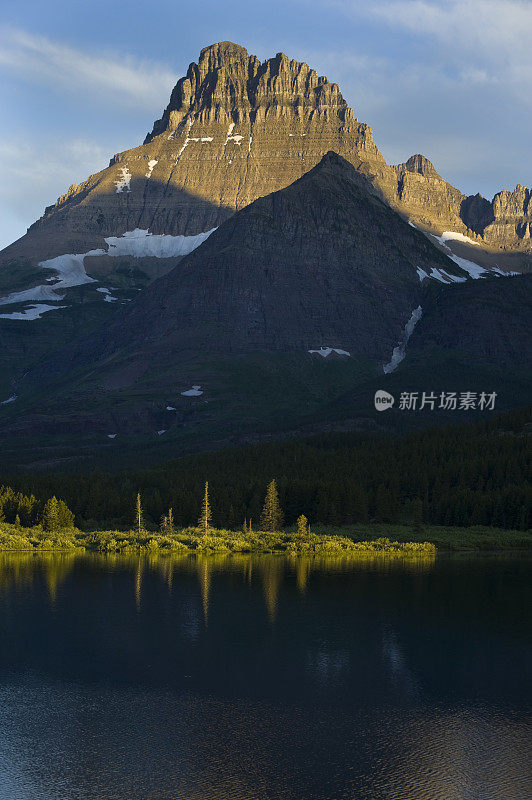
[0,42,530,306]
[0,40,530,468]
[1,153,529,470]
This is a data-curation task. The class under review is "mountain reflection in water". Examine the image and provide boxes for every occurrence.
[0,551,529,800]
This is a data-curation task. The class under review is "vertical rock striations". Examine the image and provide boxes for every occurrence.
[0,41,530,276]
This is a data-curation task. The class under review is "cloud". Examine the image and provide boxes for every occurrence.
[0,138,109,250]
[324,0,532,101]
[287,1,530,196]
[0,27,176,110]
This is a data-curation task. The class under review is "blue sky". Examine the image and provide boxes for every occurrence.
[1,0,530,250]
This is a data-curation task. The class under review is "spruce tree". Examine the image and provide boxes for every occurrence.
[260,480,284,531]
[160,507,175,535]
[42,497,60,532]
[56,500,75,529]
[135,493,144,535]
[296,514,309,537]
[198,482,212,535]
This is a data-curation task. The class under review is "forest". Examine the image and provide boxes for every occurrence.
[0,406,529,536]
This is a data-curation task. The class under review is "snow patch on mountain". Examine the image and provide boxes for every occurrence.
[427,267,467,283]
[115,166,132,193]
[0,303,67,320]
[97,287,118,302]
[1,394,17,404]
[103,228,216,259]
[308,347,351,357]
[145,159,158,178]
[383,306,422,374]
[172,118,194,162]
[446,254,489,279]
[430,230,520,279]
[181,385,203,396]
[436,231,480,248]
[0,229,215,318]
[0,252,99,310]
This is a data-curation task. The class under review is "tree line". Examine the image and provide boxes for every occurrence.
[1,407,530,531]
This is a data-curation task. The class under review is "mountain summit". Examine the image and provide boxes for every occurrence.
[0,42,530,463]
[1,40,530,281]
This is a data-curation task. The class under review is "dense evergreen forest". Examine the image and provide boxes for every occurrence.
[1,407,530,531]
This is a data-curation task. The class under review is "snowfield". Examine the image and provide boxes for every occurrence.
[0,303,67,320]
[103,228,217,259]
[432,231,520,279]
[114,166,132,193]
[145,159,158,178]
[0,228,216,319]
[383,306,422,374]
[308,347,351,357]
[435,231,480,248]
[181,385,203,397]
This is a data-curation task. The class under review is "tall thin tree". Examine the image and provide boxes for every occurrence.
[135,493,144,535]
[260,479,284,531]
[198,482,212,535]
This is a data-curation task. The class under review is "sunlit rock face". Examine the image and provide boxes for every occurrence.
[1,40,530,284]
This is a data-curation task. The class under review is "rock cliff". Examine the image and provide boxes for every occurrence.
[1,40,530,285]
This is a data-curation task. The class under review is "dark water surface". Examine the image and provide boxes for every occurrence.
[0,552,530,799]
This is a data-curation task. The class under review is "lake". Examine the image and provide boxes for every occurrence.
[0,552,530,799]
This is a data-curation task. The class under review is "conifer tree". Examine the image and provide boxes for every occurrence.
[56,500,75,529]
[260,479,284,531]
[135,493,144,535]
[198,482,212,535]
[42,497,60,532]
[297,514,309,537]
[160,507,175,534]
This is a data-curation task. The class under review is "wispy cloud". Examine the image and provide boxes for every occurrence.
[0,138,109,249]
[321,0,532,100]
[0,27,176,110]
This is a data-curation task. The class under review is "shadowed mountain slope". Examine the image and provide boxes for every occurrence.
[0,153,529,471]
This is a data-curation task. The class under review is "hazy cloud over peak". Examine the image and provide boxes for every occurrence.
[0,27,176,110]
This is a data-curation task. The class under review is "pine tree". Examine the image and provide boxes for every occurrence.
[296,514,309,537]
[42,497,60,532]
[160,507,175,534]
[198,482,212,535]
[260,480,284,531]
[56,499,75,529]
[135,493,144,535]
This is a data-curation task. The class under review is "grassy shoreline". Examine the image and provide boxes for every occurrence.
[1,521,530,554]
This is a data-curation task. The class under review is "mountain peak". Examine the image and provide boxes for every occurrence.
[199,41,249,62]
[197,41,254,76]
[404,154,440,178]
[145,42,356,141]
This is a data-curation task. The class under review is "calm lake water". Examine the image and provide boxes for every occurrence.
[0,551,530,800]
